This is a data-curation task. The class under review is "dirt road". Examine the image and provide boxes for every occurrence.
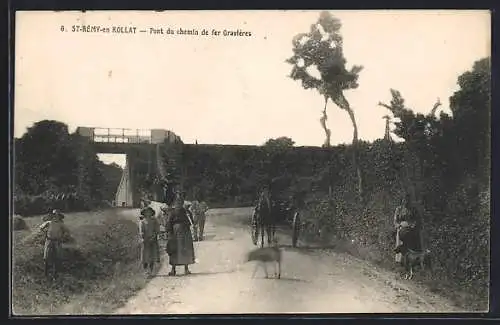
[115,207,460,314]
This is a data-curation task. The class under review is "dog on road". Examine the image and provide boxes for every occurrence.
[394,244,432,280]
[247,245,282,279]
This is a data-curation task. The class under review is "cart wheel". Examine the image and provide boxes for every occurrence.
[292,211,300,248]
[251,210,259,246]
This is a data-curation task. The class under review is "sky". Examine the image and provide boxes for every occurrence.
[14,10,491,167]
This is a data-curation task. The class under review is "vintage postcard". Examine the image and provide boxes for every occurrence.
[11,10,491,315]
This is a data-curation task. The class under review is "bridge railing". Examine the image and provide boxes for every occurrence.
[90,128,153,144]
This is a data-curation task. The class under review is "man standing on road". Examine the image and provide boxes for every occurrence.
[189,193,209,242]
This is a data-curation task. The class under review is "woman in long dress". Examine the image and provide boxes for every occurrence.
[393,194,421,262]
[165,193,195,276]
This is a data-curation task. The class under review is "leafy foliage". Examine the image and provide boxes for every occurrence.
[286,11,363,96]
[14,120,122,216]
[286,11,364,197]
[263,136,295,149]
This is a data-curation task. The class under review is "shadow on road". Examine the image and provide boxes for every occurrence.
[280,244,337,251]
[250,276,309,283]
[155,270,237,278]
[188,270,238,276]
[198,235,234,242]
[276,277,309,283]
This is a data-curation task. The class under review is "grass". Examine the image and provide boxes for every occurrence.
[12,208,150,315]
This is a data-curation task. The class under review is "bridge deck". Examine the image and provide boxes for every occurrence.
[91,142,155,154]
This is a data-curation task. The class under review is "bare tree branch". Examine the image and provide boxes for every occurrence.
[430,98,442,117]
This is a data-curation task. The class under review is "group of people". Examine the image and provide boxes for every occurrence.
[138,191,209,277]
[36,186,419,280]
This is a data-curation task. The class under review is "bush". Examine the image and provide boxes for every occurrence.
[426,183,489,302]
[299,180,489,311]
[13,193,107,217]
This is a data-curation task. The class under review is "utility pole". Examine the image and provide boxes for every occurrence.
[382,115,392,142]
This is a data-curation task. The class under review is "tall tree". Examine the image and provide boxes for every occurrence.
[378,90,434,198]
[16,120,76,194]
[286,11,364,197]
[14,119,121,213]
[378,89,443,141]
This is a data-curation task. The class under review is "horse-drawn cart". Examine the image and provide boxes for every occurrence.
[250,197,302,248]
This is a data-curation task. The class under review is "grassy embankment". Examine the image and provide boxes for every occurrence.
[294,191,489,312]
[12,209,152,315]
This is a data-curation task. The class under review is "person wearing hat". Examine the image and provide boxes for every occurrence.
[138,206,161,277]
[190,191,209,242]
[165,192,196,276]
[393,193,421,263]
[39,209,70,279]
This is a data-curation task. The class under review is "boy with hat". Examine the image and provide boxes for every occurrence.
[139,206,161,277]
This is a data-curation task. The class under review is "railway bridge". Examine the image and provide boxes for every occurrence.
[76,127,182,208]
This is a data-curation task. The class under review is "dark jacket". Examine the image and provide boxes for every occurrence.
[166,207,191,230]
[163,184,176,206]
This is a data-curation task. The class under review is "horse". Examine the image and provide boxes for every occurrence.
[254,191,276,248]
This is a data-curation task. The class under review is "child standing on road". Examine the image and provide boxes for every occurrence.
[139,206,161,278]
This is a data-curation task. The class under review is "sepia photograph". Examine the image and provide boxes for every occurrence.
[11,10,490,315]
